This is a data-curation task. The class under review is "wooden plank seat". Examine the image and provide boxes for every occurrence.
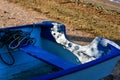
[20,45,77,70]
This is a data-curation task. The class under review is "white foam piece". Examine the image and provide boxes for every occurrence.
[51,23,120,64]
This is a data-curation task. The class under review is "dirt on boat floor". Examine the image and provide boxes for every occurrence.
[0,0,120,80]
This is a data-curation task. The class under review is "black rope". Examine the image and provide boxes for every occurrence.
[0,24,36,65]
[0,46,15,65]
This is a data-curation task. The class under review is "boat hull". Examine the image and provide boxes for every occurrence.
[54,56,120,80]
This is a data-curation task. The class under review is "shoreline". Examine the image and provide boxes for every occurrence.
[85,0,120,12]
[97,0,120,8]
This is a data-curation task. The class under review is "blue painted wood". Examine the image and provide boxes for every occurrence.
[0,26,44,79]
[41,21,67,43]
[32,56,120,80]
[31,44,120,80]
[0,21,80,79]
[40,38,81,65]
[20,45,77,70]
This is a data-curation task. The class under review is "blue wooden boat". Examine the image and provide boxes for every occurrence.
[0,21,120,80]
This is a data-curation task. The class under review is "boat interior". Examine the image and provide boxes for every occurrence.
[0,21,120,79]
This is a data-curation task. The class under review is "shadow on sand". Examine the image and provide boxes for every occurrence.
[67,35,93,43]
[67,34,120,46]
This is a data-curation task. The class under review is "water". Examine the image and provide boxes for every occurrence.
[109,0,120,4]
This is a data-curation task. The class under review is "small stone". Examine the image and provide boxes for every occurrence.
[4,11,8,13]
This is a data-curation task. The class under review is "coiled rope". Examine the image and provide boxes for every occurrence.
[0,25,36,65]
